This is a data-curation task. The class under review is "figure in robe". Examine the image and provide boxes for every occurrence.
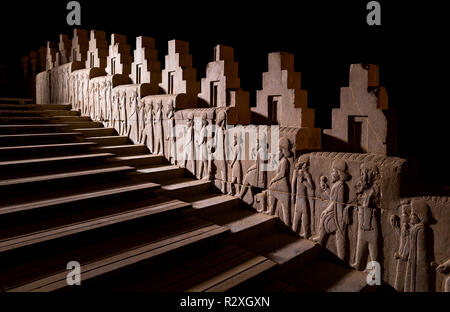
[197,113,209,179]
[267,137,292,227]
[228,132,242,195]
[312,159,351,261]
[352,163,381,271]
[400,199,430,292]
[153,100,164,155]
[291,155,315,238]
[166,100,176,164]
[391,199,411,292]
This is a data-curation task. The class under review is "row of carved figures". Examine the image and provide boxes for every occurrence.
[63,73,448,292]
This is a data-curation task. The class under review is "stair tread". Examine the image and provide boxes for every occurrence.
[0,132,82,139]
[0,199,190,253]
[186,254,276,292]
[9,223,229,292]
[137,165,182,174]
[115,154,163,161]
[160,178,210,191]
[0,181,160,216]
[279,260,368,292]
[0,165,135,188]
[0,152,114,167]
[0,142,97,152]
[0,124,69,129]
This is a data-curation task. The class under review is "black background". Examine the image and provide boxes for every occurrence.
[0,0,448,186]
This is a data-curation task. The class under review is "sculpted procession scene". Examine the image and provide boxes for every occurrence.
[2,22,448,293]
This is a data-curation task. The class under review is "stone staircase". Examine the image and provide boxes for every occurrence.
[0,100,374,292]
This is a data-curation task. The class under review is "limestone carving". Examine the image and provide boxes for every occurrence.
[291,155,315,238]
[238,132,268,204]
[391,199,411,292]
[213,111,227,193]
[352,162,381,270]
[436,259,450,292]
[182,114,195,173]
[153,100,164,155]
[267,137,292,227]
[166,100,177,164]
[228,132,242,195]
[398,199,430,292]
[313,159,351,261]
[197,113,209,179]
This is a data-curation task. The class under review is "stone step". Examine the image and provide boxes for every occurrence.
[158,178,211,197]
[7,220,229,292]
[0,153,114,175]
[92,144,148,156]
[136,165,185,181]
[0,110,79,117]
[0,98,34,105]
[187,194,240,212]
[0,124,70,134]
[103,243,276,292]
[267,260,370,292]
[112,154,165,167]
[73,127,116,137]
[0,104,71,110]
[64,121,102,128]
[85,135,129,146]
[0,132,83,147]
[0,181,160,217]
[185,254,276,292]
[0,142,98,160]
[0,165,135,190]
[0,199,190,254]
[0,116,90,123]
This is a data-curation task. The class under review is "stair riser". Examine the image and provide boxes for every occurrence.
[75,128,116,137]
[114,156,165,168]
[0,156,113,178]
[162,182,211,197]
[0,169,135,197]
[52,226,229,291]
[85,137,129,146]
[0,117,90,124]
[92,146,147,156]
[0,111,79,117]
[0,135,83,147]
[0,145,97,161]
[138,168,186,182]
[0,126,71,135]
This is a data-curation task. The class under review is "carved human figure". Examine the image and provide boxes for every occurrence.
[228,132,242,195]
[119,91,127,136]
[213,112,227,193]
[391,199,411,292]
[101,81,108,123]
[140,101,154,153]
[312,159,351,261]
[351,163,381,271]
[291,155,315,238]
[153,100,164,155]
[83,73,89,115]
[105,81,112,126]
[166,100,176,164]
[75,76,80,110]
[197,113,209,179]
[267,137,292,227]
[182,114,195,172]
[238,133,268,204]
[97,82,103,121]
[436,258,450,292]
[128,89,139,143]
[399,199,430,292]
[137,98,146,145]
[112,92,120,130]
